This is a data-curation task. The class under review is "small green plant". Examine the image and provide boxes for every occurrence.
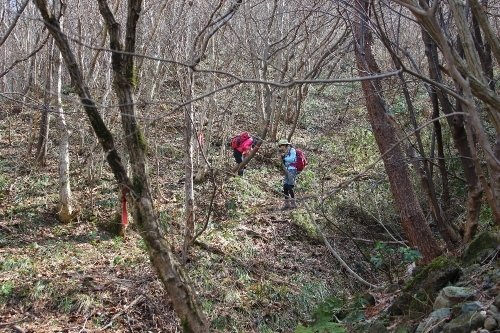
[113,256,123,265]
[138,239,148,251]
[0,281,14,300]
[29,280,50,301]
[295,297,347,333]
[370,241,394,269]
[61,85,75,95]
[53,226,64,236]
[370,241,422,282]
[73,293,94,314]
[59,296,74,313]
[0,175,8,200]
[112,236,123,250]
[295,168,319,193]
[398,246,423,264]
[291,211,318,239]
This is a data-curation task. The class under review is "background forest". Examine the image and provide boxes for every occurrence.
[1,0,500,332]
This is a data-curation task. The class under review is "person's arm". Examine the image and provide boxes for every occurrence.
[283,148,297,166]
[241,138,253,156]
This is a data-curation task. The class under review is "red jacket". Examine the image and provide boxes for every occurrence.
[235,132,253,153]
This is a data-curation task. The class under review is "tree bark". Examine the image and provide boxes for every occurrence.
[54,4,73,223]
[387,48,458,248]
[34,1,210,331]
[182,68,195,264]
[35,38,53,166]
[420,26,482,242]
[401,0,500,224]
[354,0,441,264]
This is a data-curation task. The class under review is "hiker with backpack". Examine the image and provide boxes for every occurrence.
[278,139,299,209]
[232,131,254,176]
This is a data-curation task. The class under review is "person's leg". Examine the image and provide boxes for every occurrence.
[283,184,296,209]
[285,170,297,208]
[282,184,291,209]
[233,150,244,176]
[287,184,295,198]
[288,185,296,208]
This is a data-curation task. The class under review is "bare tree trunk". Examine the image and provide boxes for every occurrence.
[26,54,38,156]
[354,0,441,264]
[34,1,210,331]
[182,68,195,264]
[0,0,29,47]
[394,0,500,228]
[469,4,500,221]
[54,6,73,223]
[180,10,196,263]
[35,38,53,166]
[447,0,500,222]
[385,47,459,248]
[420,26,482,242]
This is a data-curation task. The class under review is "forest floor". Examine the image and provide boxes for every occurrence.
[0,108,388,333]
[0,94,426,333]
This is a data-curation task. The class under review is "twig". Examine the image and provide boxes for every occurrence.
[482,245,500,266]
[79,310,96,333]
[0,223,15,233]
[335,236,408,245]
[12,325,25,333]
[0,317,27,328]
[100,295,144,331]
[302,200,378,289]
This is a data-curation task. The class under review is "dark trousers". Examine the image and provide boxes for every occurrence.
[233,150,245,176]
[284,183,295,199]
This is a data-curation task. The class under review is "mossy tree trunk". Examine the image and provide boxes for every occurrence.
[34,0,210,331]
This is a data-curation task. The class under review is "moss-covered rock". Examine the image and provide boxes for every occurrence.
[442,311,485,333]
[462,230,500,264]
[389,256,461,317]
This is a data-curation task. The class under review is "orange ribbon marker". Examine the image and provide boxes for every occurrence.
[121,187,130,225]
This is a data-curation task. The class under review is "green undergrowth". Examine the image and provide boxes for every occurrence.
[0,158,355,332]
[0,97,436,332]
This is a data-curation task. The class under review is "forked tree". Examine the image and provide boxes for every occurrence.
[33,0,210,331]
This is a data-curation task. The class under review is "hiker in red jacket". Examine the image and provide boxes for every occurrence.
[232,132,254,176]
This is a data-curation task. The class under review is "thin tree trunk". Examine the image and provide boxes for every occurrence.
[469,5,500,218]
[387,50,458,248]
[25,53,37,156]
[181,10,196,263]
[35,38,53,166]
[354,0,441,264]
[183,69,195,264]
[399,0,500,197]
[54,6,73,223]
[421,26,482,242]
[448,0,500,218]
[34,1,210,331]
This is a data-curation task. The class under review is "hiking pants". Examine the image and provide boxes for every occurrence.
[283,168,297,199]
[233,149,245,176]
